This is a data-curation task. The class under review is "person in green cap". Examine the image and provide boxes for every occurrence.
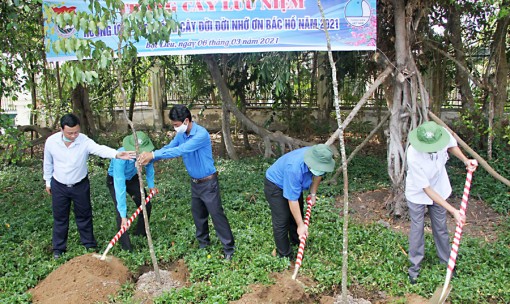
[106,131,157,251]
[264,144,335,259]
[406,121,477,284]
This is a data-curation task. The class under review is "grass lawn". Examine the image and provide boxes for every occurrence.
[0,154,509,303]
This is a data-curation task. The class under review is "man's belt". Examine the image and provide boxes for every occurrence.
[55,176,88,188]
[191,172,218,184]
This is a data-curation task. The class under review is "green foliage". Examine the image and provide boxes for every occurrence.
[0,153,509,303]
[0,113,30,165]
[0,0,44,101]
[34,0,180,118]
[43,0,179,86]
[502,125,510,145]
[282,108,318,136]
[448,153,510,214]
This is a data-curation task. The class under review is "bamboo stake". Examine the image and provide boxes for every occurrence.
[114,18,161,284]
[317,1,350,302]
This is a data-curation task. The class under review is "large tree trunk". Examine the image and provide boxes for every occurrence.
[490,14,509,133]
[316,52,331,121]
[53,62,63,130]
[427,48,448,114]
[219,54,238,160]
[238,66,251,150]
[203,54,312,158]
[386,0,429,217]
[446,4,475,112]
[71,84,96,137]
[221,102,238,160]
[150,64,164,130]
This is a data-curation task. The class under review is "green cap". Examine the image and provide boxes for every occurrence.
[408,121,450,152]
[123,131,154,152]
[304,144,335,172]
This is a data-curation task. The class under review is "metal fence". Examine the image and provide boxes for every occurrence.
[0,97,17,113]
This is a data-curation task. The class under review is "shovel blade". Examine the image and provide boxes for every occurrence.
[92,253,112,262]
[429,285,452,304]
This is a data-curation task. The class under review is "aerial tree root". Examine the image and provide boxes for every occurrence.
[17,125,53,146]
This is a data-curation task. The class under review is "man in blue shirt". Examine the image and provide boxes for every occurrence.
[138,105,235,260]
[106,131,157,252]
[264,144,335,259]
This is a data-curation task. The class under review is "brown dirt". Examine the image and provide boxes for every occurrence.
[133,259,190,303]
[29,253,131,304]
[230,269,317,304]
[346,188,503,242]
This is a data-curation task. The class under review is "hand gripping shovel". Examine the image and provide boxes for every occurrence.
[95,189,158,261]
[429,168,475,304]
[292,195,314,280]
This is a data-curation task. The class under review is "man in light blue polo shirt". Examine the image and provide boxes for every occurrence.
[106,131,157,252]
[138,105,235,260]
[264,144,335,259]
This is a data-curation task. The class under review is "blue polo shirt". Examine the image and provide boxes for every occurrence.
[265,147,314,201]
[108,147,155,217]
[153,123,216,179]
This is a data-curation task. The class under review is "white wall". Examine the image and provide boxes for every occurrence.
[104,107,462,133]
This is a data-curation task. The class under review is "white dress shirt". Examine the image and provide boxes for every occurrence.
[405,130,457,205]
[43,132,117,187]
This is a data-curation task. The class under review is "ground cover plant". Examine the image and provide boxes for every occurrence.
[0,151,509,303]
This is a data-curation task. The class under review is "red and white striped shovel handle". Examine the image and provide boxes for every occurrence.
[438,168,475,301]
[292,196,314,280]
[100,189,158,260]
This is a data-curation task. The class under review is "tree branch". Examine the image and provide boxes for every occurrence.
[325,65,394,146]
[428,111,510,187]
[423,40,485,89]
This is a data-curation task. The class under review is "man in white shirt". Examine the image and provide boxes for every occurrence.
[405,121,477,284]
[43,113,134,259]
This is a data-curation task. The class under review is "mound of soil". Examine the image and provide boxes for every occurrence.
[231,269,374,304]
[29,253,130,304]
[231,270,317,303]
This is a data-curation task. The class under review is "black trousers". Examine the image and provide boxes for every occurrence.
[190,175,235,255]
[264,177,304,258]
[51,177,97,253]
[106,174,151,251]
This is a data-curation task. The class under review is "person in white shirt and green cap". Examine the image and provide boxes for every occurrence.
[406,121,477,284]
[106,131,157,252]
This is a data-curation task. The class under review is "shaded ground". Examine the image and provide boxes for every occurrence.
[338,188,504,303]
[346,188,503,242]
[29,253,130,304]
